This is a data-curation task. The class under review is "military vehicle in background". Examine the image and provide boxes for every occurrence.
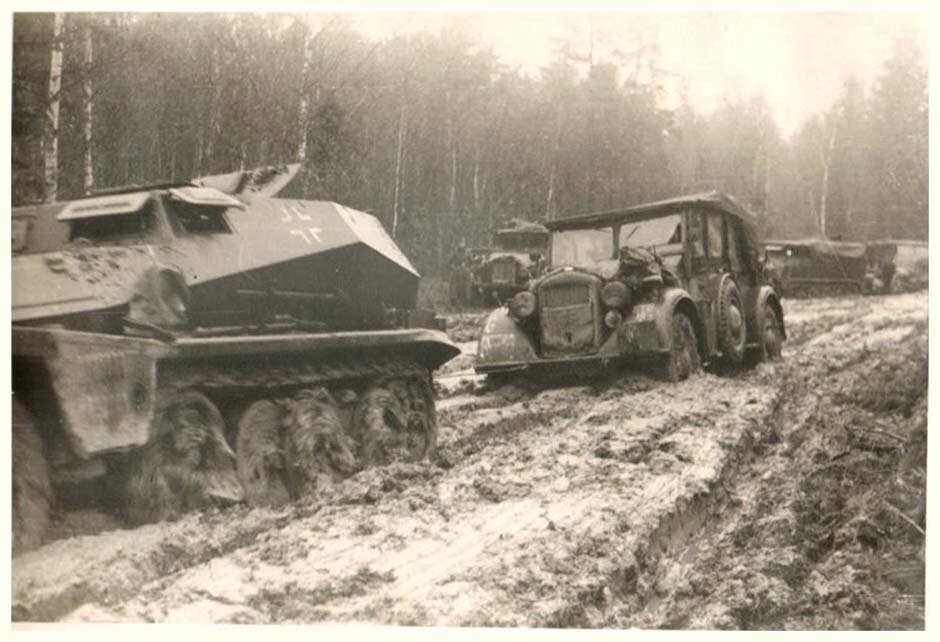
[762,239,868,296]
[464,219,549,306]
[474,192,785,382]
[12,164,459,554]
[865,240,928,293]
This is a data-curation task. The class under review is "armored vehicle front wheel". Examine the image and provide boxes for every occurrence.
[13,400,52,555]
[123,390,242,525]
[658,312,701,383]
[236,399,291,508]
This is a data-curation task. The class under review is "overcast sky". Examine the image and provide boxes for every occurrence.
[348,11,927,138]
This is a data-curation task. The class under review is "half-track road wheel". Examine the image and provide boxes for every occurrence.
[123,389,242,525]
[401,374,438,459]
[658,311,702,383]
[236,399,291,508]
[285,387,360,499]
[355,371,437,465]
[13,399,52,556]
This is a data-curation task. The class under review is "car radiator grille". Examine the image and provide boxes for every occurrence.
[491,261,516,284]
[539,282,595,354]
[541,282,589,308]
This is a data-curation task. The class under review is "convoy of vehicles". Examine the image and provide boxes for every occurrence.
[11,165,458,554]
[13,157,926,558]
[474,192,786,381]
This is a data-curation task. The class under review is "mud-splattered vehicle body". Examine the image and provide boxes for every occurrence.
[474,192,785,381]
[469,220,549,305]
[12,165,458,554]
[865,240,928,293]
[762,239,867,296]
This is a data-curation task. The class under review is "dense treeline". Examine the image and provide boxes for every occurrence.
[12,13,928,276]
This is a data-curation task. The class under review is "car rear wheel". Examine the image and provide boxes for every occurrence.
[717,279,747,367]
[658,312,701,383]
[749,301,783,364]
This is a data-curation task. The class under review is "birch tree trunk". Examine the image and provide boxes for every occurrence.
[297,24,314,163]
[449,144,458,214]
[200,40,223,174]
[391,103,407,238]
[545,108,563,220]
[82,21,94,195]
[472,143,481,214]
[818,127,837,238]
[448,109,458,214]
[42,13,65,203]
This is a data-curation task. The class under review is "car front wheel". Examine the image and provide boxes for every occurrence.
[658,311,701,383]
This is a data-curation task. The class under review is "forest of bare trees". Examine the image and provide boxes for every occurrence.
[12,13,928,277]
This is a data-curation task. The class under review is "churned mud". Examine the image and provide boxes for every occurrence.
[11,292,927,629]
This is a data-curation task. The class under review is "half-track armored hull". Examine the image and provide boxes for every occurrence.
[12,166,458,554]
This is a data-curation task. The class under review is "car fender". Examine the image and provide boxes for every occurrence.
[475,307,538,366]
[621,287,706,356]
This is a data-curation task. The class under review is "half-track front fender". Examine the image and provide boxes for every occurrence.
[13,327,165,458]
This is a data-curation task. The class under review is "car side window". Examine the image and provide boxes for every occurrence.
[727,220,745,272]
[706,212,724,259]
[686,210,706,258]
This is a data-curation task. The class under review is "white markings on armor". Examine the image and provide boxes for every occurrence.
[290,228,323,244]
[292,204,312,221]
[282,203,313,222]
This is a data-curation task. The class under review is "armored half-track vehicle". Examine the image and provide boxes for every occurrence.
[762,238,867,296]
[469,219,550,305]
[474,192,785,382]
[12,165,459,554]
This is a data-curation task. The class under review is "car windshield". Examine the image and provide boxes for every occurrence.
[496,232,546,251]
[551,227,615,269]
[619,214,683,250]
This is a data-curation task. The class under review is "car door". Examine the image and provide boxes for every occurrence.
[683,208,720,351]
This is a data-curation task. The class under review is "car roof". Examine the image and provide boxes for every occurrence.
[545,191,758,232]
[495,218,550,235]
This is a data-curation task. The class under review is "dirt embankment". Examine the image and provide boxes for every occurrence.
[617,293,927,630]
[11,292,927,628]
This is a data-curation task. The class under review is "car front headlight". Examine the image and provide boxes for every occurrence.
[508,291,537,319]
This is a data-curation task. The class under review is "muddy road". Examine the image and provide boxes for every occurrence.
[12,292,927,628]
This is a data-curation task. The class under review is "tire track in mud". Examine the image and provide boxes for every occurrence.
[12,292,926,625]
[11,379,561,622]
[48,376,779,624]
[605,292,929,629]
